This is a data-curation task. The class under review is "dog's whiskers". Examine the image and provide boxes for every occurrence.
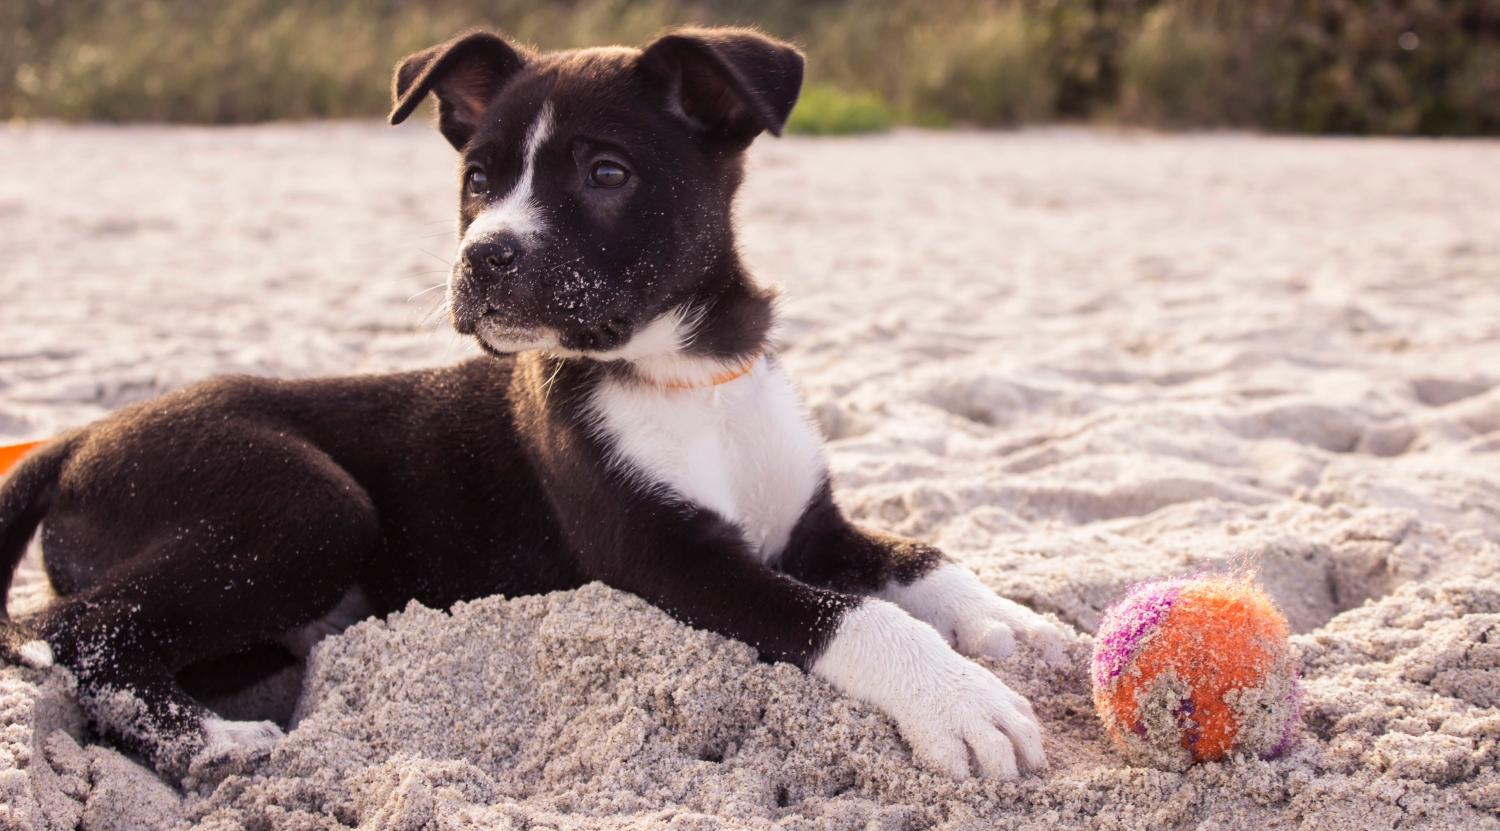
[392,270,450,288]
[408,283,447,302]
[541,358,566,401]
[414,297,451,332]
[412,246,454,267]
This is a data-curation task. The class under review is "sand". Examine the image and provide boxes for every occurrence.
[2,122,1499,829]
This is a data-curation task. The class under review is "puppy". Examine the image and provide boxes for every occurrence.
[0,27,1066,783]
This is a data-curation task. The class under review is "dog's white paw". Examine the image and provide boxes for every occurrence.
[203,717,284,752]
[185,718,284,789]
[18,639,54,669]
[812,599,1046,780]
[879,562,1071,663]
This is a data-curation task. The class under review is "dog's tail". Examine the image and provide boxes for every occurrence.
[0,433,77,668]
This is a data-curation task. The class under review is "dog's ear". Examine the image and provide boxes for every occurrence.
[639,28,804,144]
[390,30,526,151]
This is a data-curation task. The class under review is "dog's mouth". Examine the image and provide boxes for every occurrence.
[472,314,561,353]
[456,288,644,357]
[471,315,640,356]
[447,281,560,353]
[448,266,638,356]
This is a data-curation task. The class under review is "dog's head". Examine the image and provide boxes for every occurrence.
[390,28,801,376]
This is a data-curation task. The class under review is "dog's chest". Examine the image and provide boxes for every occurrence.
[588,358,825,560]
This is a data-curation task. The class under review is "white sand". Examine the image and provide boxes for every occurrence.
[2,122,1500,829]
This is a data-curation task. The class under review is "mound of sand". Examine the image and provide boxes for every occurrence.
[2,123,1499,829]
[5,581,1500,829]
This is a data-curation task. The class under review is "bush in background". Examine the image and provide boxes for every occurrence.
[1118,3,1234,127]
[1118,0,1500,134]
[2,0,1497,134]
[904,4,1055,125]
[1246,0,1500,135]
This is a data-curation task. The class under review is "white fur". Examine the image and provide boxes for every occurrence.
[18,639,53,669]
[811,598,1046,780]
[552,307,691,363]
[877,562,1069,663]
[455,103,561,355]
[281,585,374,659]
[475,306,746,372]
[553,306,759,388]
[475,320,562,354]
[460,102,555,247]
[586,346,825,561]
[203,717,284,750]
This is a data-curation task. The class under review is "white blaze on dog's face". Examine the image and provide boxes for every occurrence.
[388,31,802,372]
[456,100,559,352]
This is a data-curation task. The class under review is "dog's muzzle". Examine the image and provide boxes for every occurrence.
[449,231,529,335]
[462,232,524,283]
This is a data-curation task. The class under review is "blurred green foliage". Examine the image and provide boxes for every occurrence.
[2,0,1497,134]
[786,84,892,134]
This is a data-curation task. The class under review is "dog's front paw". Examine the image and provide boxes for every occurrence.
[897,651,1045,779]
[1,620,54,669]
[812,599,1045,779]
[185,718,284,788]
[202,716,284,752]
[879,562,1071,663]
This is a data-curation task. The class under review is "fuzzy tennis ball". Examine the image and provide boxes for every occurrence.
[1091,574,1302,770]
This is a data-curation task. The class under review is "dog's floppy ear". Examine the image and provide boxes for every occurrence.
[639,27,804,144]
[389,30,526,151]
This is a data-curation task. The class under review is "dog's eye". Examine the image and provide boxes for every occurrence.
[589,161,629,188]
[466,169,488,195]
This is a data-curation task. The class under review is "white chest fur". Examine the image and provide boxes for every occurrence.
[586,356,826,561]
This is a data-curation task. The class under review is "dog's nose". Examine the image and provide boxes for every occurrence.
[464,237,521,279]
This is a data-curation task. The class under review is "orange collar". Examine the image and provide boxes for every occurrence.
[654,349,763,389]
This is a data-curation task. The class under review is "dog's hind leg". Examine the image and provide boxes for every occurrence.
[31,450,378,784]
[0,432,78,667]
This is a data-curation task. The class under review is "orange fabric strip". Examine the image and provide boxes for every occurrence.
[0,440,46,476]
[657,350,762,389]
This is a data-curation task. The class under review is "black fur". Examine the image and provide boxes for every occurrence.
[390,30,528,151]
[0,27,949,783]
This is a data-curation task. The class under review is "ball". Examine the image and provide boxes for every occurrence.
[1091,574,1302,770]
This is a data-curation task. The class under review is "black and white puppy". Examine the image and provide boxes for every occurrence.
[0,27,1066,783]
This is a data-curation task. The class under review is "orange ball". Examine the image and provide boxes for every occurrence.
[1091,574,1302,769]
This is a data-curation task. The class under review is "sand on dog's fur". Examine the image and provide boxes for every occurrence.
[3,124,1500,829]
